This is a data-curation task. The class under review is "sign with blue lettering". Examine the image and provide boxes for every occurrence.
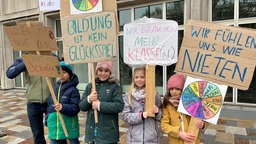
[175,20,256,90]
[62,11,117,64]
[123,17,178,66]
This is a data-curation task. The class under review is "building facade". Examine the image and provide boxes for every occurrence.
[0,0,255,107]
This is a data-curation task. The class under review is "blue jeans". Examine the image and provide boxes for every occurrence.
[50,138,80,144]
[27,102,48,144]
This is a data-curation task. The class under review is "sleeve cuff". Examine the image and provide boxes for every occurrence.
[140,112,145,121]
[97,102,100,111]
[87,95,91,103]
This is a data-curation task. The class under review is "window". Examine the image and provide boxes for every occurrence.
[134,4,162,20]
[239,0,256,18]
[212,0,234,21]
[166,1,184,25]
[118,9,131,31]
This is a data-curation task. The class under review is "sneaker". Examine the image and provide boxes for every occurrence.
[0,131,7,137]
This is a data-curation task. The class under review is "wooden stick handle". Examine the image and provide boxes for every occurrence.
[145,65,156,117]
[45,77,69,137]
[91,63,98,123]
[184,117,200,144]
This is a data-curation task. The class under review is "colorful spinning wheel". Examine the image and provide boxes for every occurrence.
[72,0,99,11]
[182,81,222,120]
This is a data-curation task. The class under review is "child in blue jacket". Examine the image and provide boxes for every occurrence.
[47,61,80,144]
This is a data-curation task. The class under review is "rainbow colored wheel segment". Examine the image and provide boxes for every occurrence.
[72,0,99,11]
[182,81,222,120]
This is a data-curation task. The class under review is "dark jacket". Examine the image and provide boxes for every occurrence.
[47,74,80,140]
[79,77,124,144]
[6,57,54,103]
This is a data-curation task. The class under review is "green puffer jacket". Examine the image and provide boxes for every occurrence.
[47,112,79,140]
[79,77,124,144]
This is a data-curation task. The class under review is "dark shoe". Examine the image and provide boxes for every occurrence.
[0,131,7,137]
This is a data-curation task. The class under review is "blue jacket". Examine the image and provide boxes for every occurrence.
[47,74,80,140]
[6,57,55,103]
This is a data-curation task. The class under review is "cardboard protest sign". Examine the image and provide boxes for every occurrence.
[178,76,227,125]
[70,0,102,15]
[124,17,178,66]
[22,55,62,77]
[60,0,117,17]
[61,11,117,64]
[39,0,60,11]
[175,20,256,90]
[4,25,58,51]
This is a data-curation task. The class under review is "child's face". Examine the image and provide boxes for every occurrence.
[169,87,182,99]
[97,68,111,81]
[59,70,70,83]
[134,70,145,89]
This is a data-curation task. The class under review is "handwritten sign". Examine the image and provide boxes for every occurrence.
[175,20,256,90]
[4,25,58,51]
[178,76,227,124]
[61,11,117,64]
[39,0,60,11]
[22,55,62,77]
[123,17,178,66]
[69,0,102,15]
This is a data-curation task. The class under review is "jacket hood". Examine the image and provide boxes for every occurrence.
[95,77,119,84]
[57,74,79,90]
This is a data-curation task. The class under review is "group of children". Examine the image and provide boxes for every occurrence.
[51,61,207,144]
[7,58,207,144]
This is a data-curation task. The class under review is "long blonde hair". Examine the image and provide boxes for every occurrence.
[127,66,146,107]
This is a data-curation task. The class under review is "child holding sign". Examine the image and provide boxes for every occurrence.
[121,66,162,144]
[79,61,124,144]
[161,73,207,144]
[47,62,80,144]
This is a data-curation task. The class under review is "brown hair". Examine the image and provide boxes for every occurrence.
[162,91,171,108]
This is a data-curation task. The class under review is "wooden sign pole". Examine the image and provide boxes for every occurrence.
[90,63,98,123]
[145,65,156,117]
[45,77,69,137]
[184,117,200,144]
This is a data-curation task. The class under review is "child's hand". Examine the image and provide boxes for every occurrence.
[195,119,205,129]
[152,105,159,114]
[142,112,148,119]
[178,131,196,143]
[92,100,100,110]
[90,91,98,102]
[54,103,63,111]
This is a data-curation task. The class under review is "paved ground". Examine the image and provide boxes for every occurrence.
[0,89,255,144]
